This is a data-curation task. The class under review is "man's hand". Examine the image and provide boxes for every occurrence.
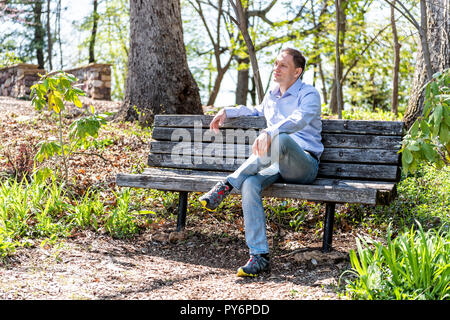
[252,131,272,157]
[210,108,227,133]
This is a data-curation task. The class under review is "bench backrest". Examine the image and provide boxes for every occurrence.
[149,115,405,182]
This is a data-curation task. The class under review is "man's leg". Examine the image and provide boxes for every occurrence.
[276,133,319,184]
[200,133,318,211]
[236,166,279,277]
[240,167,280,255]
[235,133,319,276]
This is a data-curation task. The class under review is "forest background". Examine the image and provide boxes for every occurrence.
[0,0,449,301]
[1,0,417,113]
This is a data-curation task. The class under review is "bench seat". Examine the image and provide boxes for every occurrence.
[117,167,397,205]
[116,114,405,252]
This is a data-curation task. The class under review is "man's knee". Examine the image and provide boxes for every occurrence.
[272,133,293,157]
[241,175,262,194]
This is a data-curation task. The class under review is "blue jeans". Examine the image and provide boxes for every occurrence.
[226,133,319,255]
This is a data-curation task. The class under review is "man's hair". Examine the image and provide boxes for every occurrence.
[281,47,306,78]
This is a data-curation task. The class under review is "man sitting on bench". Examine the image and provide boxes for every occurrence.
[199,48,323,277]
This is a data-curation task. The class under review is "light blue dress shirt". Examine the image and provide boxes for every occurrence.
[224,77,323,159]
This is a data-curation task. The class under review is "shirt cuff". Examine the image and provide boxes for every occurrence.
[263,126,279,140]
[223,106,240,118]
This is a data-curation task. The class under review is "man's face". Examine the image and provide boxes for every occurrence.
[273,52,302,87]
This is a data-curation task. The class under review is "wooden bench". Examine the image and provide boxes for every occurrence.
[116,114,405,252]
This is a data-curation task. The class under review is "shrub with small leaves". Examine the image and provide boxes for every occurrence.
[30,71,107,181]
[401,69,450,175]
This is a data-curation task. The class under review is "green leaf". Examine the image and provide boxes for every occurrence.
[403,148,413,164]
[444,107,450,126]
[440,123,449,144]
[433,105,443,126]
[422,143,437,162]
[408,142,420,151]
[410,120,420,137]
[431,82,439,96]
[73,95,83,108]
[420,120,430,136]
[35,140,62,161]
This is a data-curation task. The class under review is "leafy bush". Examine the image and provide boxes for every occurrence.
[343,222,449,300]
[321,106,402,121]
[30,71,107,182]
[401,69,450,175]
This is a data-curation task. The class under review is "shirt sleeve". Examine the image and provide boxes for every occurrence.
[223,96,266,118]
[264,89,321,139]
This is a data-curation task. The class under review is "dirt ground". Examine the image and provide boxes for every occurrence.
[0,96,356,300]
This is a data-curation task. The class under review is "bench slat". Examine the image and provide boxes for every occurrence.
[141,167,397,190]
[116,168,397,205]
[150,141,400,164]
[154,115,405,136]
[147,153,400,181]
[151,127,402,150]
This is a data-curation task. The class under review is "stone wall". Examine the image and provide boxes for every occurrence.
[0,63,112,100]
[64,63,111,100]
[0,64,45,99]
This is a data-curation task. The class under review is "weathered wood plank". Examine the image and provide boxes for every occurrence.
[151,126,260,144]
[140,167,397,191]
[317,162,399,181]
[116,169,396,204]
[151,126,402,150]
[155,114,267,129]
[150,141,401,164]
[154,115,405,136]
[147,153,400,181]
[322,134,402,150]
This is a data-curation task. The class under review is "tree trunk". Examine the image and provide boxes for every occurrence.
[56,0,63,69]
[334,0,343,118]
[229,0,264,104]
[403,0,450,129]
[235,55,249,105]
[207,57,232,106]
[116,0,203,127]
[390,0,400,116]
[33,0,45,69]
[46,0,53,70]
[329,0,346,115]
[88,0,98,63]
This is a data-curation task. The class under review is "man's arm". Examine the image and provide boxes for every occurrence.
[209,102,266,133]
[263,90,321,140]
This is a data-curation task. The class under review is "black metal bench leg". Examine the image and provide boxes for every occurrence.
[176,191,188,232]
[322,202,336,253]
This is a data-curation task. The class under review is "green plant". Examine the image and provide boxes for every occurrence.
[67,188,105,230]
[0,176,72,257]
[401,69,450,175]
[105,188,139,238]
[343,222,450,300]
[30,71,107,181]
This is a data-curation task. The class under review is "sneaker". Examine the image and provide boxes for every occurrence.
[236,254,270,277]
[199,180,232,211]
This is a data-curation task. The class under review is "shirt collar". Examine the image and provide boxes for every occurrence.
[270,77,303,98]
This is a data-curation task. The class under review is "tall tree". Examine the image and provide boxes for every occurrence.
[88,0,98,63]
[334,0,343,118]
[403,0,449,128]
[329,0,347,115]
[228,0,264,104]
[390,0,400,115]
[33,0,45,69]
[116,0,202,126]
[188,0,236,106]
[46,0,52,70]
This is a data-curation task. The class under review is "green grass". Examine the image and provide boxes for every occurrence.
[342,223,449,300]
[0,176,150,257]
